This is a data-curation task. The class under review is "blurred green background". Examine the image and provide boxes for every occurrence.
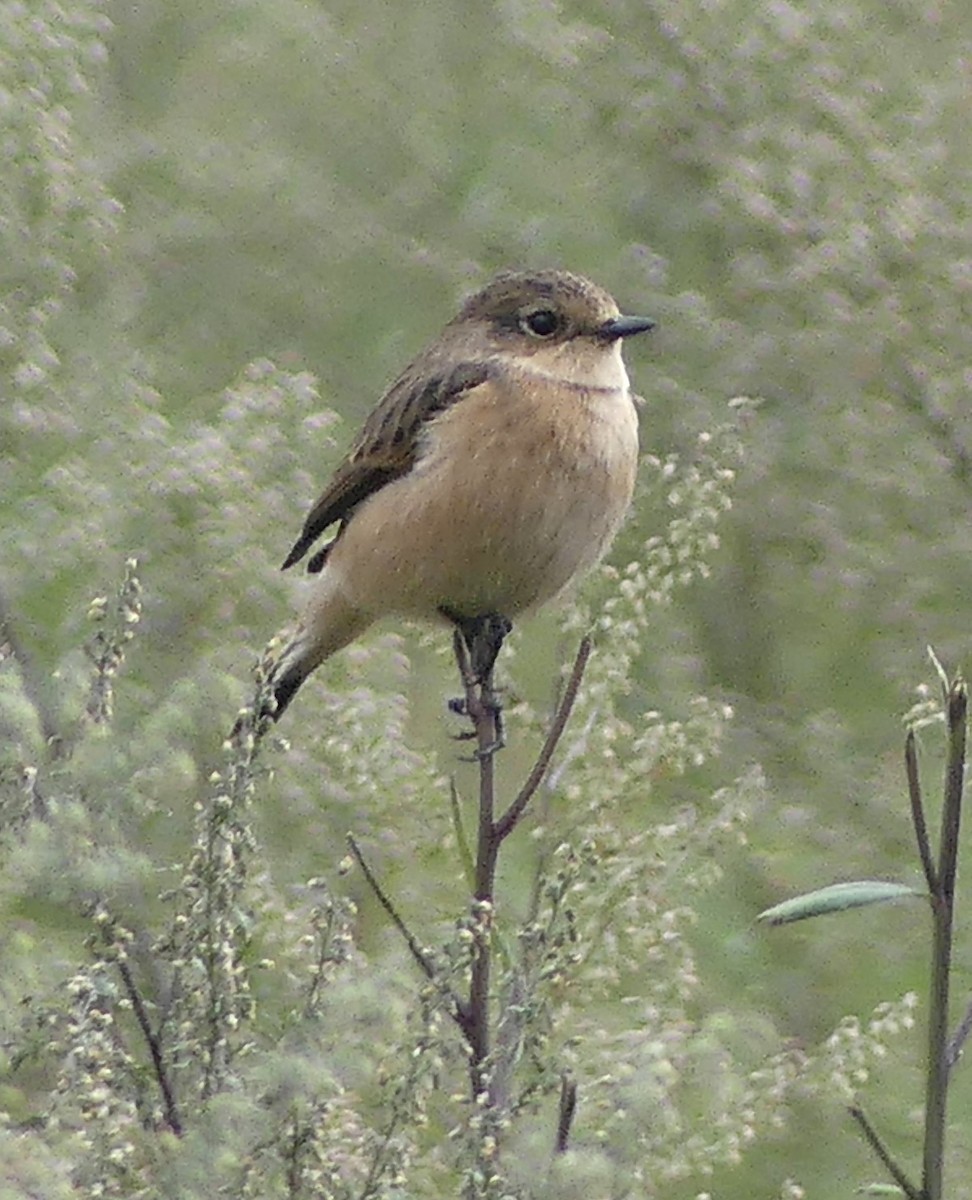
[3,0,972,1194]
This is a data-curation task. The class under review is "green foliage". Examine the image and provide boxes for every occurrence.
[1,468,791,1198]
[758,882,924,927]
[0,0,117,391]
[0,465,923,1196]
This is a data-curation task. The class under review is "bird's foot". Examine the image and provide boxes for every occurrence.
[448,693,506,759]
[442,609,510,760]
[462,714,506,762]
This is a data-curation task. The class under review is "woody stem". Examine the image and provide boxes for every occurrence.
[453,630,501,1098]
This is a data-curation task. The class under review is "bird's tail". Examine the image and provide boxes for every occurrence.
[266,646,311,721]
[229,635,306,741]
[231,577,374,741]
[257,626,326,723]
[264,594,374,722]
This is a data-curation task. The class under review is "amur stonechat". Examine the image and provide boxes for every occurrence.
[267,269,654,719]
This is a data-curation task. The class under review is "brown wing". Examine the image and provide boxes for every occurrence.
[281,359,490,570]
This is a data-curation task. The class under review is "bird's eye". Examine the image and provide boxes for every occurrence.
[520,308,561,338]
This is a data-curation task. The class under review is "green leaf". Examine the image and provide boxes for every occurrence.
[757,881,924,926]
[855,1185,906,1196]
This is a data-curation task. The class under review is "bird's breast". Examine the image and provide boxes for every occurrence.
[326,371,639,619]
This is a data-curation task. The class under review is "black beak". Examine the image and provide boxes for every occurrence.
[599,314,656,341]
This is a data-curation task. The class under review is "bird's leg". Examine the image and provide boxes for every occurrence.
[442,610,511,757]
[441,610,511,688]
[447,612,511,682]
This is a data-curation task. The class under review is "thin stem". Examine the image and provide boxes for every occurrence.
[555,1072,578,1154]
[495,637,592,843]
[115,958,183,1135]
[346,834,470,1034]
[848,1106,921,1200]
[922,679,967,1200]
[906,730,937,893]
[462,640,499,1092]
[937,681,966,902]
[453,633,591,1099]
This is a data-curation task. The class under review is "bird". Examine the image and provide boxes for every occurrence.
[265,268,654,721]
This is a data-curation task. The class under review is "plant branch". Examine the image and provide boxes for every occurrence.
[346,833,470,1034]
[905,729,937,893]
[922,678,967,1200]
[848,1105,921,1200]
[937,680,966,904]
[116,958,183,1136]
[495,636,592,843]
[452,630,592,1102]
[452,630,501,1093]
[555,1072,578,1154]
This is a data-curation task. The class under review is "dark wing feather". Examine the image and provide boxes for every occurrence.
[281,359,490,570]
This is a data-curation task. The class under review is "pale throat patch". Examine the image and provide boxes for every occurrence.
[498,339,631,393]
